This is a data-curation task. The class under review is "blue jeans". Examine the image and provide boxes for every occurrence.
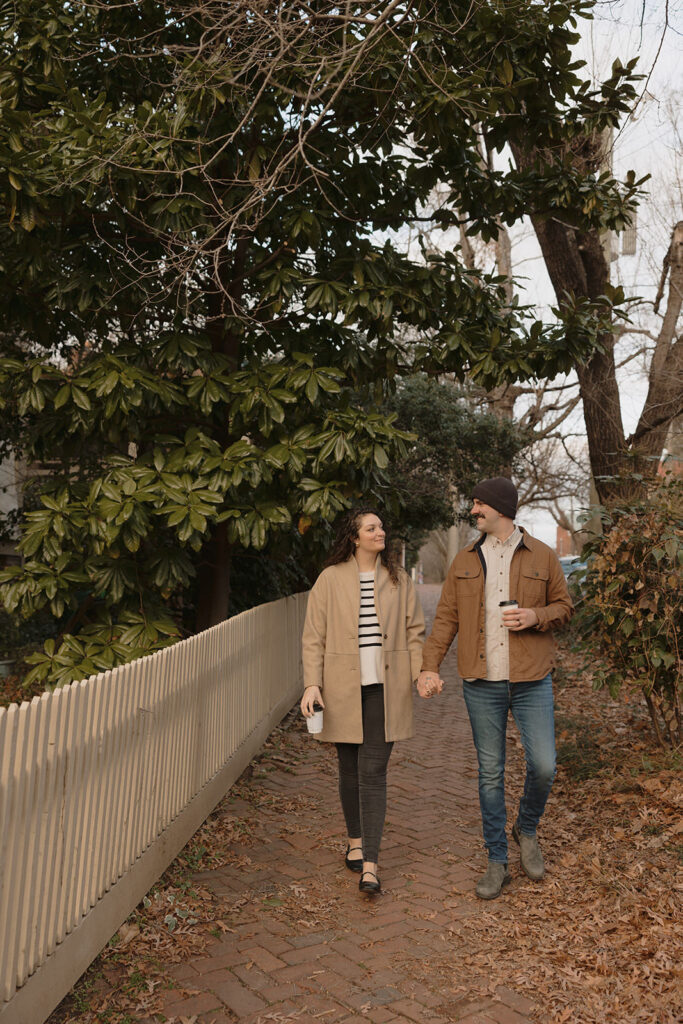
[463,675,556,863]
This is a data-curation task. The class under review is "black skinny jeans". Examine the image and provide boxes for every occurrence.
[335,684,393,863]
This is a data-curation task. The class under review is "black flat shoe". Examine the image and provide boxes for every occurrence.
[359,870,381,895]
[345,844,363,873]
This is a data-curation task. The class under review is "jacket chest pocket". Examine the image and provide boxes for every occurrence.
[520,567,549,605]
[455,565,482,603]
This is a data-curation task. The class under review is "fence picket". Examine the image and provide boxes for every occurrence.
[40,689,68,960]
[131,656,156,862]
[122,660,146,874]
[56,683,86,942]
[0,704,21,1000]
[87,672,114,910]
[18,694,50,982]
[148,650,169,844]
[7,701,41,991]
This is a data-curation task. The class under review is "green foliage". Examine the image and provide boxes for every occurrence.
[0,0,644,685]
[0,609,22,659]
[21,614,180,689]
[386,375,528,553]
[226,535,316,617]
[578,477,682,746]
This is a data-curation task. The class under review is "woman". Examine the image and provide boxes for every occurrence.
[300,508,425,895]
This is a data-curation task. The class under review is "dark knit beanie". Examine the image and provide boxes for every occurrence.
[472,477,518,519]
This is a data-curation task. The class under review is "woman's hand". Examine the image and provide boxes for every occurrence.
[300,685,324,716]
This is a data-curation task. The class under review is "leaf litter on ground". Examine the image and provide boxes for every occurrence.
[47,647,681,1024]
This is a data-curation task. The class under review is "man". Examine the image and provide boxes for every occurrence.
[417,477,573,899]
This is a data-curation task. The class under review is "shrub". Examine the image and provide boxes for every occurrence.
[577,476,682,747]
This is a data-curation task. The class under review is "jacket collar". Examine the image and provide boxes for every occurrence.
[339,553,388,581]
[336,555,389,624]
[466,525,533,553]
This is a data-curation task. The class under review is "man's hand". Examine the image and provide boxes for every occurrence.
[300,685,324,716]
[502,606,539,631]
[416,670,444,699]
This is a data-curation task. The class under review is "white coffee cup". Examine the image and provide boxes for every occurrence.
[306,704,324,734]
[499,599,518,628]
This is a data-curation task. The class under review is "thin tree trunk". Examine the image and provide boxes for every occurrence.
[630,221,683,470]
[643,691,665,747]
[487,218,520,474]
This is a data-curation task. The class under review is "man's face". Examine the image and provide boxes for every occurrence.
[471,498,502,533]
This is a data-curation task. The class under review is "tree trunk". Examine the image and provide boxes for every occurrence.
[574,348,628,488]
[195,232,249,632]
[629,221,683,471]
[510,135,629,502]
[511,139,683,501]
[529,224,627,495]
[196,522,233,631]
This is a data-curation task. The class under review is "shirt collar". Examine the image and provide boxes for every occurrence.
[483,525,522,550]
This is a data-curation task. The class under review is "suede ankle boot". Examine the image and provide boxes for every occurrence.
[475,861,511,900]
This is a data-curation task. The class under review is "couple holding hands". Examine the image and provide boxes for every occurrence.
[300,478,573,899]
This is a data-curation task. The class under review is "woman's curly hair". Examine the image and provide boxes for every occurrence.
[325,506,401,583]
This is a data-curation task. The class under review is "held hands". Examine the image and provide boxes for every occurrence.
[416,671,445,699]
[502,606,539,631]
[301,685,324,717]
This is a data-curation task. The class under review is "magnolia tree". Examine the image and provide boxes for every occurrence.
[0,1,642,685]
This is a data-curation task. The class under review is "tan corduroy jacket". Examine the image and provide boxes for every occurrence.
[302,556,425,743]
[421,528,573,682]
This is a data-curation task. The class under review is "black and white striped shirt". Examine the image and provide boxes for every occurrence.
[359,571,382,685]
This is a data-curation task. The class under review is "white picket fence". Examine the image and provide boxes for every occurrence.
[0,591,308,1024]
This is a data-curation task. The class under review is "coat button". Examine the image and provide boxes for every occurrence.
[479,654,484,659]
[384,633,388,639]
[385,664,389,670]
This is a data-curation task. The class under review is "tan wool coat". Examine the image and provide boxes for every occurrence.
[302,556,425,743]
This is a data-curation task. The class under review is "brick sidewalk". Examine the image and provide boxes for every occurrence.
[156,585,539,1024]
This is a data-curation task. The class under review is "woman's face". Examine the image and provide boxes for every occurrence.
[354,514,386,555]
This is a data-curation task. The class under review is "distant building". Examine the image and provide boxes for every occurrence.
[0,456,22,568]
[556,526,575,557]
